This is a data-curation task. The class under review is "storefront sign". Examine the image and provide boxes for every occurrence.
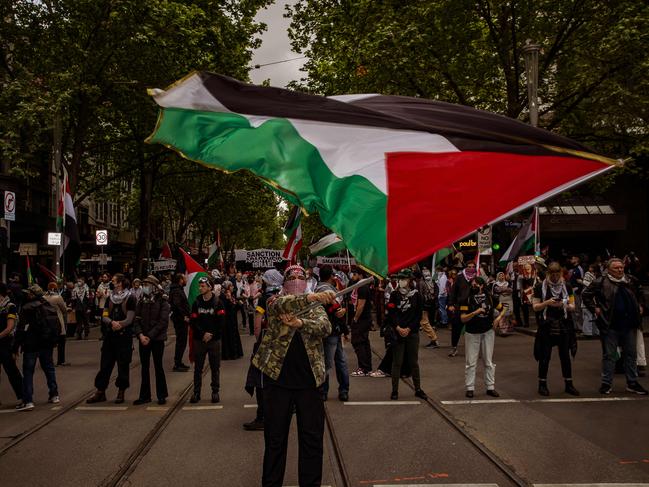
[47,232,62,246]
[19,243,38,256]
[457,237,477,250]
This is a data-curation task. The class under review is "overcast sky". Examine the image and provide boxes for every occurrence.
[250,0,307,88]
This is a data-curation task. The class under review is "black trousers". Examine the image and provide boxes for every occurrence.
[451,315,463,348]
[351,318,372,372]
[193,338,221,395]
[173,320,188,366]
[235,302,247,328]
[538,333,572,380]
[262,384,324,487]
[57,334,66,364]
[0,345,23,400]
[95,335,133,391]
[138,340,168,400]
[255,386,265,421]
[75,308,89,337]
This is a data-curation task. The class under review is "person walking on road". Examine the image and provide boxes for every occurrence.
[44,282,69,366]
[387,269,428,401]
[349,268,373,376]
[87,274,137,404]
[169,273,191,372]
[252,264,334,487]
[0,283,23,405]
[316,266,350,402]
[189,277,224,404]
[448,262,477,357]
[133,276,170,406]
[532,262,579,396]
[15,285,60,411]
[460,276,502,399]
[72,277,90,340]
[582,258,647,395]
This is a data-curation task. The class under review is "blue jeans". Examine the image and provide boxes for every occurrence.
[322,335,349,396]
[601,328,638,385]
[438,296,448,325]
[22,348,58,403]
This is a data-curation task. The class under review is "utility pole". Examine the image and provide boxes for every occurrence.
[53,111,64,279]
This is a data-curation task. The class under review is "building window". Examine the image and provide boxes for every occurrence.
[109,203,119,226]
[95,202,106,222]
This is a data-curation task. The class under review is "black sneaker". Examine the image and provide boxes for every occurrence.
[173,365,189,372]
[538,382,550,396]
[564,382,580,396]
[390,391,398,400]
[157,398,167,405]
[211,392,220,403]
[338,391,349,402]
[243,419,264,431]
[133,398,151,406]
[599,383,612,395]
[486,389,500,398]
[414,389,428,400]
[190,394,200,403]
[626,382,648,395]
[465,390,474,398]
[448,347,458,357]
[425,341,439,349]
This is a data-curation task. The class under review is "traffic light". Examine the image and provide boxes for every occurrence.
[492,243,501,251]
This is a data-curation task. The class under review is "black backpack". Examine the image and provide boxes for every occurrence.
[36,299,62,347]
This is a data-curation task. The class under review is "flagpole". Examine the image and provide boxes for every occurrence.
[345,249,352,272]
[534,206,540,256]
[54,112,63,281]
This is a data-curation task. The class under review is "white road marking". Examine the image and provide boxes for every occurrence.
[244,404,258,408]
[442,397,646,405]
[374,484,499,487]
[75,406,128,411]
[0,410,17,414]
[344,401,421,406]
[146,406,170,411]
[182,405,224,411]
[534,484,649,487]
[51,406,62,410]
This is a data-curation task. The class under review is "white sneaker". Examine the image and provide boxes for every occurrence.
[49,396,60,404]
[368,370,389,378]
[16,402,35,411]
[350,369,367,377]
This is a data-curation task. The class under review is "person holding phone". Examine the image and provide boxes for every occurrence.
[532,262,579,396]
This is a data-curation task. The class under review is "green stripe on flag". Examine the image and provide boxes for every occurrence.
[149,108,388,275]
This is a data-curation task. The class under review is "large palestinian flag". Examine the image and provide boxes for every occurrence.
[147,72,616,276]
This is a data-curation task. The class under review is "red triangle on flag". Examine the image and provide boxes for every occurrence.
[179,248,205,274]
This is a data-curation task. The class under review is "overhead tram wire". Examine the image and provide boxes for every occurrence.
[251,55,307,70]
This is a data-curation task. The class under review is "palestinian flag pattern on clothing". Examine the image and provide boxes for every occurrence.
[147,72,616,276]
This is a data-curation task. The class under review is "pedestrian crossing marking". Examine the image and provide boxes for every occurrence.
[51,406,62,410]
[244,404,258,408]
[533,484,649,486]
[442,397,647,405]
[0,410,16,414]
[75,406,128,411]
[145,406,170,411]
[344,401,421,406]
[182,405,224,410]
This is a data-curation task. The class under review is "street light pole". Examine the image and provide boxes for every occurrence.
[523,39,542,256]
[522,39,541,128]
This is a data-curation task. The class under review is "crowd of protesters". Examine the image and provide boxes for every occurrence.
[0,249,646,487]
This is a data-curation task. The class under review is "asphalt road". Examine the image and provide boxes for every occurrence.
[0,322,647,487]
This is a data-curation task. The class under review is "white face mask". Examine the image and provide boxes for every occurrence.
[398,279,410,289]
[142,285,153,296]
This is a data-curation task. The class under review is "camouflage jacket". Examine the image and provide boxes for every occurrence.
[253,294,332,387]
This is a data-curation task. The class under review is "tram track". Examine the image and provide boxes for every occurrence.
[371,346,529,487]
[0,337,177,458]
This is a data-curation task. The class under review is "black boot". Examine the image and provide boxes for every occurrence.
[115,389,126,404]
[564,380,580,396]
[538,380,550,396]
[86,390,106,404]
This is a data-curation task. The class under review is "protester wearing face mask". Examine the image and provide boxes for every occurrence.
[448,262,477,357]
[416,268,440,348]
[132,276,170,405]
[349,268,373,377]
[532,263,579,396]
[460,276,502,398]
[386,269,428,401]
[252,265,335,487]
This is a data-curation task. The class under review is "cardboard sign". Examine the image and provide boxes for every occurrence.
[478,226,492,255]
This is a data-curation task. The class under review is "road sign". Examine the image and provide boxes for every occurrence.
[4,191,15,221]
[96,229,108,246]
[47,232,62,246]
[19,243,38,256]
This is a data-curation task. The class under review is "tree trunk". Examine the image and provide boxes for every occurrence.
[135,161,154,276]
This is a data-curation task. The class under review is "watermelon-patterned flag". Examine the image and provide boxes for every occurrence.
[147,72,617,276]
[282,206,302,262]
[26,255,33,286]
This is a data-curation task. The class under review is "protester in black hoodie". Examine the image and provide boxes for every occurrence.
[448,262,477,356]
[387,269,427,401]
[133,276,170,405]
[190,277,225,404]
